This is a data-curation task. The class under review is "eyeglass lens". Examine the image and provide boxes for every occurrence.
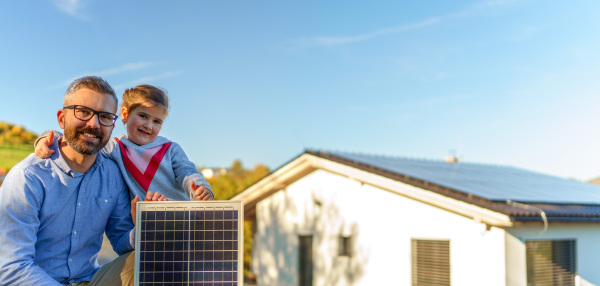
[73,106,116,126]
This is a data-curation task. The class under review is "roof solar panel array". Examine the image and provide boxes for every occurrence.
[327,151,600,204]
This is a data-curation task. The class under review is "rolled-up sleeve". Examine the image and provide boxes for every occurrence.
[0,169,61,286]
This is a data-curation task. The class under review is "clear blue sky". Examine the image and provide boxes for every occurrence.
[1,0,599,181]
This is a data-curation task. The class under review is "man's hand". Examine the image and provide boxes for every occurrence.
[130,190,168,225]
[192,181,214,201]
[34,131,55,158]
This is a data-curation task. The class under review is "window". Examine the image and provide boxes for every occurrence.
[299,235,313,286]
[338,235,352,257]
[411,239,451,286]
[526,239,576,286]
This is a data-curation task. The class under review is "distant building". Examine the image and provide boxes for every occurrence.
[200,167,228,180]
[234,150,600,286]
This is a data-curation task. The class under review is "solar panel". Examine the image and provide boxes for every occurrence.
[326,150,600,204]
[134,201,243,285]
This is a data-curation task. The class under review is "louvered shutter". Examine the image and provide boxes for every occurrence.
[411,239,451,286]
[526,240,576,286]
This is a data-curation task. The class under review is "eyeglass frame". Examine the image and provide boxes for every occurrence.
[63,105,119,127]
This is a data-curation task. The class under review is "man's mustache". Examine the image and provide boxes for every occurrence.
[76,126,102,138]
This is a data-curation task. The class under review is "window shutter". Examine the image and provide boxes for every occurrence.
[411,239,451,286]
[526,240,576,286]
[299,235,313,286]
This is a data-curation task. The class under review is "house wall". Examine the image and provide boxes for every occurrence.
[252,169,508,286]
[506,224,600,286]
[504,232,527,286]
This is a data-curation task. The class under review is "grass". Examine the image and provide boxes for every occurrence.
[0,143,34,171]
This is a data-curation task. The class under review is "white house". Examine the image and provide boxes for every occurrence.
[233,150,600,286]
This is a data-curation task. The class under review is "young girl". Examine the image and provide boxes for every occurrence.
[35,84,213,201]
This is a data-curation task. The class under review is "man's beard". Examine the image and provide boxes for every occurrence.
[63,123,108,156]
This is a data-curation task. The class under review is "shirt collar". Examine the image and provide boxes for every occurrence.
[49,138,103,177]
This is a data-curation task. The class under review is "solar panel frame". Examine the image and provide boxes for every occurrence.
[134,200,244,285]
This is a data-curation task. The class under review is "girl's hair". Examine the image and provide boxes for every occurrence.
[121,84,169,115]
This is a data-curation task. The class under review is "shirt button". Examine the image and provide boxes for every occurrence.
[73,231,77,235]
[78,203,81,207]
[69,258,72,262]
[104,199,108,203]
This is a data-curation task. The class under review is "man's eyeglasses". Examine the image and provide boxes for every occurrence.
[63,105,118,127]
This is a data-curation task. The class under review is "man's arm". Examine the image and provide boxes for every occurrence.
[104,183,136,254]
[0,169,62,286]
[105,187,169,253]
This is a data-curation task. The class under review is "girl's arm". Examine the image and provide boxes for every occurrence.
[34,131,116,160]
[100,137,119,159]
[170,142,214,200]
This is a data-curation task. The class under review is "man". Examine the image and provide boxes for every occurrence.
[0,76,159,285]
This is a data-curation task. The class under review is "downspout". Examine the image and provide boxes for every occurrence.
[506,200,548,234]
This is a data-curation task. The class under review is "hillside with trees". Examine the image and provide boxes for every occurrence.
[0,122,37,173]
[0,122,38,144]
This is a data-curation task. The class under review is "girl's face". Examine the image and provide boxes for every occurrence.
[121,104,166,145]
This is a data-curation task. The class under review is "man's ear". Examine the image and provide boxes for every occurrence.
[57,109,66,129]
[120,106,129,124]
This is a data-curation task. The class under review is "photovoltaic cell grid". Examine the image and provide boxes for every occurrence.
[135,201,243,286]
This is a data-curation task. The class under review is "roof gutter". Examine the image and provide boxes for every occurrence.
[234,152,514,227]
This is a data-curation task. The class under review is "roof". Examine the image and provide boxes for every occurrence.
[321,150,600,204]
[234,150,600,225]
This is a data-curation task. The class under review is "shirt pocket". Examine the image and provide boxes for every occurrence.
[90,196,115,231]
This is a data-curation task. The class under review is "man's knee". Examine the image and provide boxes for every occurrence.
[89,251,135,286]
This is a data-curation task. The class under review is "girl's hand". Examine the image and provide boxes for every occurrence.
[145,190,168,202]
[191,181,214,201]
[34,131,55,158]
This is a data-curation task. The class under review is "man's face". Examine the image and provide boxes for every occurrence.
[58,88,117,156]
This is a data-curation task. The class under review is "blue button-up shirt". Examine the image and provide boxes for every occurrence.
[0,140,135,285]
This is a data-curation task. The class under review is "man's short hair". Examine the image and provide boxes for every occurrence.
[63,76,118,108]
